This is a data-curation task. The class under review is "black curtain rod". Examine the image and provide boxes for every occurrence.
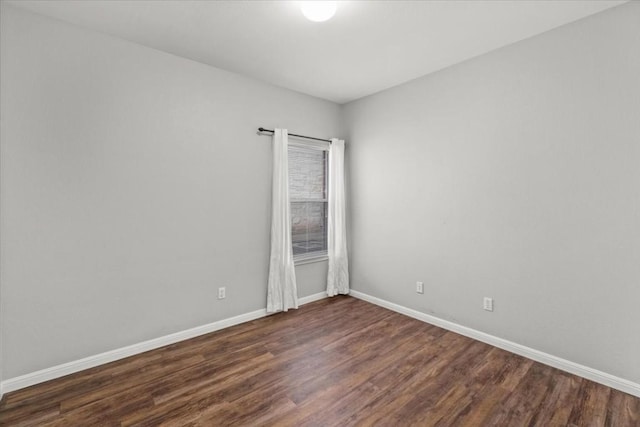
[258,127,331,143]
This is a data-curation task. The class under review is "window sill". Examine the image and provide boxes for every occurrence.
[294,254,328,266]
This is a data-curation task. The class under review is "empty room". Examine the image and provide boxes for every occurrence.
[0,0,639,425]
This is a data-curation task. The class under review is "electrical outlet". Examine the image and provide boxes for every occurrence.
[218,287,226,300]
[483,297,493,312]
[416,281,424,294]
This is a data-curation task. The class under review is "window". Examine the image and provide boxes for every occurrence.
[288,143,328,261]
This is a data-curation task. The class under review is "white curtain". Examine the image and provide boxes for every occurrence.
[327,138,349,296]
[267,129,298,313]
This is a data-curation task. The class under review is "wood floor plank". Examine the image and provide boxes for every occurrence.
[529,373,583,426]
[1,296,638,426]
[567,380,614,427]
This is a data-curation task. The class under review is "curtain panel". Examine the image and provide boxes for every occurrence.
[327,138,349,296]
[267,129,299,312]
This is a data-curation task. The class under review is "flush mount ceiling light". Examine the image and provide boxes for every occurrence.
[300,1,337,22]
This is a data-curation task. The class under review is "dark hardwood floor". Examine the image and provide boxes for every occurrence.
[1,296,638,426]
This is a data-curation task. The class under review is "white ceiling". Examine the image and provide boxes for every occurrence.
[7,0,627,104]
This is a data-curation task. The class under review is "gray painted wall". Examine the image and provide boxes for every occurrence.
[0,5,339,379]
[343,2,640,383]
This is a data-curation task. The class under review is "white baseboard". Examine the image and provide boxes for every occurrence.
[297,291,328,305]
[1,292,328,395]
[350,290,640,398]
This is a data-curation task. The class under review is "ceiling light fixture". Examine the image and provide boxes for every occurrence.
[300,1,337,23]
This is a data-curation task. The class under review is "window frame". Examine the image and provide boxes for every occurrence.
[288,140,330,265]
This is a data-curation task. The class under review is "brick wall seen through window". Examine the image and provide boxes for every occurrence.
[288,145,328,258]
